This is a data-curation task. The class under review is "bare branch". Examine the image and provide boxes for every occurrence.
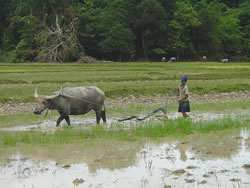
[35,15,81,62]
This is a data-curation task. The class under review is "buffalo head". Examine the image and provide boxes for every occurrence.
[33,87,61,115]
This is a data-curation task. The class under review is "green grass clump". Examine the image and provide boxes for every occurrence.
[132,117,247,138]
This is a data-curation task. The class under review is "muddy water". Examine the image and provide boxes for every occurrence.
[1,129,250,188]
[0,110,249,132]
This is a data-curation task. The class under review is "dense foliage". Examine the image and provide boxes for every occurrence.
[0,0,249,62]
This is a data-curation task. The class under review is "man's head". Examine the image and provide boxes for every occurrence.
[181,76,188,81]
[181,76,188,85]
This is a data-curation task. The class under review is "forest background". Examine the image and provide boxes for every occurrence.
[0,0,249,63]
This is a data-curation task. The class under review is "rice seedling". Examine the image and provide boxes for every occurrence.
[0,116,248,147]
[0,62,249,103]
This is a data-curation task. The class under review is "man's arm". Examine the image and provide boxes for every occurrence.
[178,94,188,102]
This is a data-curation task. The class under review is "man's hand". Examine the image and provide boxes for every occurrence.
[178,98,182,102]
[178,95,188,102]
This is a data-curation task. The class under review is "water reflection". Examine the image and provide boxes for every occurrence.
[0,129,250,188]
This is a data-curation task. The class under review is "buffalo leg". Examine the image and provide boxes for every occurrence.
[56,115,65,127]
[95,110,101,124]
[101,110,106,122]
[65,116,71,126]
[56,113,70,127]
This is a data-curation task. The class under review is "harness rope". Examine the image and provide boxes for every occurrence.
[59,93,102,107]
[44,93,103,117]
[118,88,177,122]
[50,88,176,122]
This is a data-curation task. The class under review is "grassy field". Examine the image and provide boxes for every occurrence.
[0,62,249,147]
[1,117,249,146]
[0,62,249,103]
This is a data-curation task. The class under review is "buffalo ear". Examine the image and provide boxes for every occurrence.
[41,98,50,104]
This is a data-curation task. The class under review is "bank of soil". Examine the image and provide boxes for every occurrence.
[0,91,249,116]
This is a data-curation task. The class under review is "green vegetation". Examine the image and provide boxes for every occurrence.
[0,99,249,129]
[0,62,249,147]
[0,0,249,159]
[0,62,249,103]
[0,0,250,62]
[0,112,57,128]
[1,117,248,147]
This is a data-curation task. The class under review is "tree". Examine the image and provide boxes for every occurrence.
[76,0,106,59]
[218,0,244,8]
[220,9,242,58]
[134,0,167,60]
[14,15,41,62]
[238,1,250,59]
[168,1,200,60]
[192,1,226,60]
[97,1,135,61]
[98,23,135,61]
[0,0,250,62]
[0,1,12,49]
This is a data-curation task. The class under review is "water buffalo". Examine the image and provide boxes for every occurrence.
[168,57,176,62]
[221,58,229,63]
[202,56,207,61]
[33,86,106,126]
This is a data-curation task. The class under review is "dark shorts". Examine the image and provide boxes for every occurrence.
[178,100,190,113]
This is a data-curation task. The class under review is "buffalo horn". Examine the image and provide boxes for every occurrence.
[34,87,39,98]
[45,95,57,100]
[44,86,62,100]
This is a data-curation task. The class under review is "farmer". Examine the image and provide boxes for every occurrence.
[176,76,190,118]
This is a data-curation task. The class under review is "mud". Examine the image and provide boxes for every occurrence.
[106,90,250,109]
[0,110,249,132]
[0,91,249,187]
[0,91,249,115]
[0,129,250,188]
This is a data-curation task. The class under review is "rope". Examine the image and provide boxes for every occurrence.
[55,88,176,122]
[59,93,102,106]
[43,93,103,116]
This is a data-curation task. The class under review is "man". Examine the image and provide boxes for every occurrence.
[176,76,190,118]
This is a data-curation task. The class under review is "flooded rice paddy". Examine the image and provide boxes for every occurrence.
[0,111,250,188]
[0,129,250,188]
[0,110,249,133]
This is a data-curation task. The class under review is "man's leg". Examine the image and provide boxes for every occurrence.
[182,112,189,118]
